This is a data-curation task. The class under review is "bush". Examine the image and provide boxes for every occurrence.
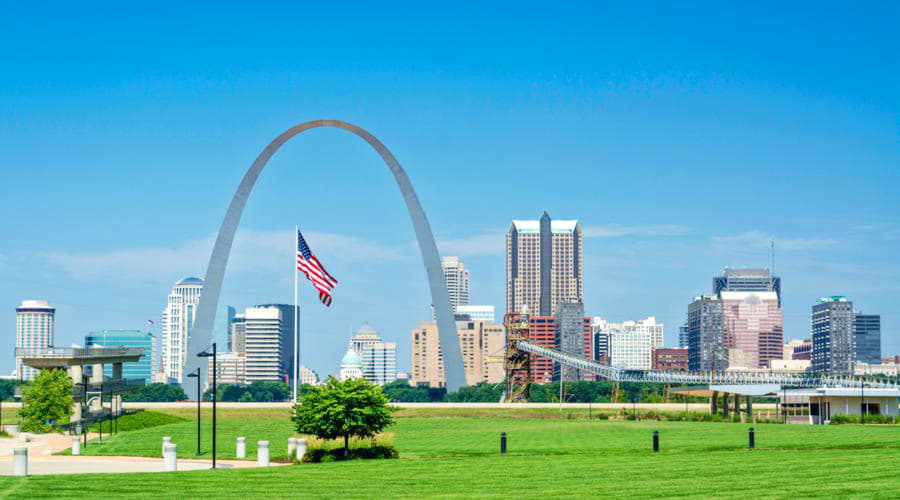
[299,434,399,463]
[830,414,897,425]
[292,377,395,454]
[20,369,73,433]
[88,411,187,433]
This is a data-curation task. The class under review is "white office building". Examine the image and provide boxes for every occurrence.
[362,341,398,385]
[592,316,664,350]
[608,329,654,370]
[15,300,55,381]
[456,305,495,323]
[442,256,470,312]
[207,352,246,389]
[347,323,397,385]
[243,307,283,382]
[350,323,381,356]
[161,277,203,383]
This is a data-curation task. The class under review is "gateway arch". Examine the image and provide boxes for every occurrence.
[184,120,466,398]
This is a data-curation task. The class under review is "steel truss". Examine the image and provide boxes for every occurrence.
[517,341,897,389]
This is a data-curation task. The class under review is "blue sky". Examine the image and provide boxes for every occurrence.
[2,2,898,378]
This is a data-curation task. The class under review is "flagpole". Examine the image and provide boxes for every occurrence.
[293,226,299,404]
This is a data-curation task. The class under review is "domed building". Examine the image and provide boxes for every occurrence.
[339,347,363,381]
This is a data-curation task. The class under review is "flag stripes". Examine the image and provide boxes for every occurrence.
[296,230,338,306]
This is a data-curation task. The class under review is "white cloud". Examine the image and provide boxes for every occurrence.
[583,224,692,238]
[437,233,505,256]
[710,230,838,252]
[38,229,404,281]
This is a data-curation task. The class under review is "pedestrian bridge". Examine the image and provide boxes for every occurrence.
[517,341,897,389]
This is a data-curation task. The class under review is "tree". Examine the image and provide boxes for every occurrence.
[0,379,25,402]
[20,369,73,432]
[292,377,394,454]
[123,383,187,402]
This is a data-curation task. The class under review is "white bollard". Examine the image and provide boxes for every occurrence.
[72,436,81,456]
[295,438,307,462]
[13,447,28,476]
[164,443,177,472]
[257,440,270,467]
[162,436,172,458]
[236,437,246,459]
[287,437,297,459]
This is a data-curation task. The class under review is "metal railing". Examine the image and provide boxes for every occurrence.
[15,346,145,358]
[517,341,898,389]
[73,379,146,398]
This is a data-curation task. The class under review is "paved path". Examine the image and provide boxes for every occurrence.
[0,433,282,475]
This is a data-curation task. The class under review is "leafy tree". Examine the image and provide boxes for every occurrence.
[20,369,73,432]
[0,380,25,402]
[123,383,187,402]
[292,377,394,454]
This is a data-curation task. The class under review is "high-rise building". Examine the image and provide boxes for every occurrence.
[592,317,664,350]
[254,304,298,384]
[349,323,381,357]
[556,302,586,381]
[212,305,235,353]
[812,296,855,374]
[854,313,881,365]
[208,352,246,388]
[720,291,783,369]
[678,324,689,349]
[362,342,397,386]
[506,212,582,317]
[713,268,781,305]
[15,300,55,381]
[687,294,726,371]
[345,323,397,386]
[230,313,246,353]
[455,305,495,323]
[161,277,203,383]
[591,319,610,364]
[410,320,504,387]
[609,330,654,370]
[442,256,470,313]
[243,306,283,382]
[526,315,591,384]
[688,268,783,370]
[85,330,157,384]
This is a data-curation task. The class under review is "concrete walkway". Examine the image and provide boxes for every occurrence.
[0,432,283,475]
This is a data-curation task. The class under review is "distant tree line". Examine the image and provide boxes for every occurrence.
[384,380,713,404]
[124,383,188,402]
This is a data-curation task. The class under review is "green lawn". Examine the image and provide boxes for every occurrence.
[2,408,899,498]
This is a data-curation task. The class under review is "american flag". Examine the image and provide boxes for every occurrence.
[296,229,338,306]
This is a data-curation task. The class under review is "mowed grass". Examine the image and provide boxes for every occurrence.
[2,408,899,498]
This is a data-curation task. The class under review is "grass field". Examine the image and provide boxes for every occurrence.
[2,408,899,498]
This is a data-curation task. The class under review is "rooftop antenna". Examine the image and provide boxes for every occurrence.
[771,239,775,276]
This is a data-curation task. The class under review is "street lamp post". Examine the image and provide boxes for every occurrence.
[197,343,217,468]
[861,381,866,425]
[186,368,201,455]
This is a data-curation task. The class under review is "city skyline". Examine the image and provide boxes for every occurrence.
[2,4,899,380]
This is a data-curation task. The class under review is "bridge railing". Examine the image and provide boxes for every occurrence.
[516,341,897,389]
